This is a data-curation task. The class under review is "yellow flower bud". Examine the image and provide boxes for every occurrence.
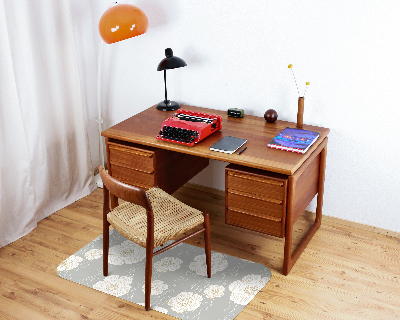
[306,82,310,85]
[288,64,292,68]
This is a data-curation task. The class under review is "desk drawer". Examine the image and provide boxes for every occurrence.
[226,208,283,237]
[111,164,154,190]
[225,164,287,238]
[109,143,154,173]
[227,190,283,221]
[226,169,285,201]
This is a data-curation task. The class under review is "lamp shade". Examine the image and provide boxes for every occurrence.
[99,4,148,44]
[157,48,187,71]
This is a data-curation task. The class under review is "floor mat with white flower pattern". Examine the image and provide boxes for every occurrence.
[57,229,271,320]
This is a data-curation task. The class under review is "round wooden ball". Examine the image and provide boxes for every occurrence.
[264,109,278,123]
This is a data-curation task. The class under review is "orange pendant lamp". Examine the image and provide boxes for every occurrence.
[99,3,148,44]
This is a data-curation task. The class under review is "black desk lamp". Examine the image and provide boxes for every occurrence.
[156,48,187,111]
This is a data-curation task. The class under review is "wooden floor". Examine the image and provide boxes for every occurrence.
[1,184,400,320]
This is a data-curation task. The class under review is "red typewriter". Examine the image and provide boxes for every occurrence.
[156,109,222,146]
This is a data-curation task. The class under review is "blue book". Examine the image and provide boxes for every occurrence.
[267,127,319,154]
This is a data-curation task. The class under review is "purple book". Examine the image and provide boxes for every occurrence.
[267,127,319,154]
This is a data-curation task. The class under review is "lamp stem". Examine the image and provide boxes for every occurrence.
[97,40,105,170]
[95,40,106,188]
[164,69,168,103]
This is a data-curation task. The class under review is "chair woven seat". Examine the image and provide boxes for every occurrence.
[107,187,204,248]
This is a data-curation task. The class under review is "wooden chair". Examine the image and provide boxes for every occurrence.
[99,166,211,311]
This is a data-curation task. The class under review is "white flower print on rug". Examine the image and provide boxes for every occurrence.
[168,292,203,313]
[154,256,183,273]
[93,275,133,297]
[229,274,270,305]
[204,285,225,299]
[189,252,228,276]
[57,230,271,320]
[141,280,169,295]
[84,249,102,260]
[109,240,146,265]
[57,255,83,271]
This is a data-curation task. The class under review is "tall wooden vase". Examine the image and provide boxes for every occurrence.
[297,97,304,129]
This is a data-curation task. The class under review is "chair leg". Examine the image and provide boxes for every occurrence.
[145,247,154,311]
[103,219,110,276]
[203,212,212,278]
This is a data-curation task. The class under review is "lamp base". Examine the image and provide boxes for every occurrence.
[156,100,180,111]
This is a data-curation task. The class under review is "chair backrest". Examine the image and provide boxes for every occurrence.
[99,165,152,212]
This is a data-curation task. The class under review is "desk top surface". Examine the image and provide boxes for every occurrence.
[102,104,330,175]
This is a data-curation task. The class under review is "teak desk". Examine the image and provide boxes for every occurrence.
[102,104,329,275]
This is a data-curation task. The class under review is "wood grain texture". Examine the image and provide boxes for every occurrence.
[108,142,154,173]
[226,208,284,237]
[226,164,287,201]
[281,139,328,274]
[101,104,330,175]
[1,185,399,319]
[225,163,288,238]
[290,138,327,223]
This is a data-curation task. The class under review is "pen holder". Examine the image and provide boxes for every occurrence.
[297,97,304,129]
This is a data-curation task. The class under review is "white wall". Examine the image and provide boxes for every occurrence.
[79,0,400,232]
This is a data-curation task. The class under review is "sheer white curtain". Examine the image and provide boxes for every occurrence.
[0,0,96,247]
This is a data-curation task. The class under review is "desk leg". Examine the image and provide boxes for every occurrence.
[283,144,327,275]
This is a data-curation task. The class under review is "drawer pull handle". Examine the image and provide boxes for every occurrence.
[228,190,283,205]
[110,145,153,158]
[229,207,282,222]
[228,172,283,187]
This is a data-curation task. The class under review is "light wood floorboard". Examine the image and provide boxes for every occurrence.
[1,185,399,319]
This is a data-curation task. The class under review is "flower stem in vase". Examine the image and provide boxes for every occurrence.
[297,97,304,129]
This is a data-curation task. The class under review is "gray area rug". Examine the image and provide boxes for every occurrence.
[57,230,271,319]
